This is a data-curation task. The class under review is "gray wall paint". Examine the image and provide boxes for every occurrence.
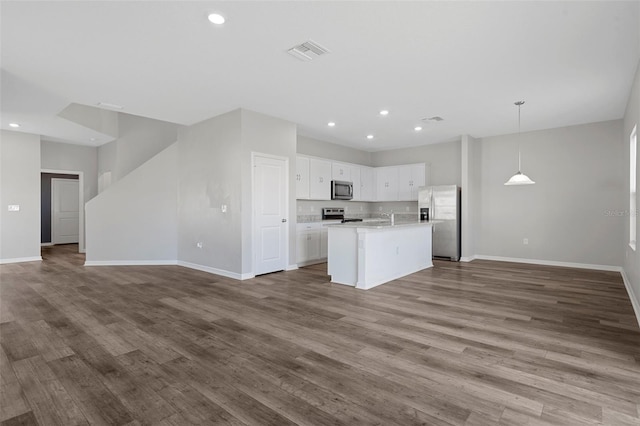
[371,139,462,187]
[477,120,624,267]
[1,130,41,261]
[85,142,178,262]
[41,173,78,243]
[297,135,372,165]
[461,135,481,259]
[240,109,297,273]
[177,109,243,273]
[98,112,181,184]
[623,60,640,315]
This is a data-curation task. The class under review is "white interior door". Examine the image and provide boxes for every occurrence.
[254,154,288,275]
[52,178,80,244]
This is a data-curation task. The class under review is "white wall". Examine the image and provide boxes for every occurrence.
[240,109,297,273]
[0,131,41,263]
[98,113,181,184]
[477,120,624,268]
[41,140,98,251]
[371,139,462,186]
[623,60,640,322]
[85,142,178,264]
[461,135,481,260]
[177,109,243,276]
[297,135,372,166]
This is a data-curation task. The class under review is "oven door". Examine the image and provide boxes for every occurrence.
[332,181,353,200]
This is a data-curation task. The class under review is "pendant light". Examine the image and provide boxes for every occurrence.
[504,101,535,185]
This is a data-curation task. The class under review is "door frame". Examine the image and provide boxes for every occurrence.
[251,152,290,276]
[41,169,84,253]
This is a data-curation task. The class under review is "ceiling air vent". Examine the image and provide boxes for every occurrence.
[422,116,444,122]
[287,40,330,61]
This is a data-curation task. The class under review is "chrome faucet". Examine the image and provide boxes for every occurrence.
[381,211,395,225]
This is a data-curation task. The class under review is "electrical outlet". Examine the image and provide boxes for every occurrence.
[360,206,363,211]
[196,242,203,249]
[221,204,227,213]
[523,238,529,245]
[405,206,410,211]
[7,205,19,212]
[379,206,383,211]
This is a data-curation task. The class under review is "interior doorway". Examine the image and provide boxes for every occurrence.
[40,170,84,253]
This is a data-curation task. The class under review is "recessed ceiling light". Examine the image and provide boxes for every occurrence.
[9,123,20,128]
[208,13,225,25]
[367,134,374,140]
[379,110,389,116]
[327,122,335,127]
[414,126,422,131]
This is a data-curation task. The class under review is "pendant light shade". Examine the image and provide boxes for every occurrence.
[504,101,535,186]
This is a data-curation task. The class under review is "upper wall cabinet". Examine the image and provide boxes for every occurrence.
[295,156,310,199]
[297,156,332,200]
[397,163,426,201]
[376,166,399,201]
[331,162,351,181]
[359,166,375,201]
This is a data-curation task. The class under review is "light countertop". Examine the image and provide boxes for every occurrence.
[326,220,436,229]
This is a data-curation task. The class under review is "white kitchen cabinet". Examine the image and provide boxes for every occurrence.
[295,156,310,199]
[297,230,320,264]
[297,222,330,265]
[320,228,328,258]
[309,158,332,200]
[397,163,426,201]
[375,166,399,201]
[350,166,361,201]
[359,166,374,201]
[331,162,351,181]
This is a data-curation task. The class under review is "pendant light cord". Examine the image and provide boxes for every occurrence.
[515,100,525,173]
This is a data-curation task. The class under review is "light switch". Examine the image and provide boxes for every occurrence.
[221,204,227,213]
[8,205,19,212]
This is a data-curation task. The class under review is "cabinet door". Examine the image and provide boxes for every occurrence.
[398,163,426,201]
[351,166,361,201]
[332,162,351,181]
[360,166,374,201]
[376,166,399,201]
[295,156,310,199]
[309,158,332,200]
[297,230,321,263]
[320,229,328,258]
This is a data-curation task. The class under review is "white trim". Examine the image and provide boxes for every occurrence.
[286,264,299,271]
[1,256,42,264]
[41,169,85,253]
[84,260,178,266]
[460,255,476,262]
[40,242,54,247]
[621,269,640,328]
[177,260,254,280]
[474,255,622,272]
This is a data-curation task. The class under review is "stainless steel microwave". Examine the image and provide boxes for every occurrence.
[331,180,353,200]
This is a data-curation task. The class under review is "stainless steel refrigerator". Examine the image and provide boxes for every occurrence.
[418,185,461,261]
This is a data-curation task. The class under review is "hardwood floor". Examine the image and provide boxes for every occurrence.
[1,244,639,425]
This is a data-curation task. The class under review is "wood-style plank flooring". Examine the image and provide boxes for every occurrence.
[1,244,639,425]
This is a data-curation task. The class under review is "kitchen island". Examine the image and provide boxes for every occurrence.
[327,221,433,290]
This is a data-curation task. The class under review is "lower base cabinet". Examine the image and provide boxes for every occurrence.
[297,223,330,266]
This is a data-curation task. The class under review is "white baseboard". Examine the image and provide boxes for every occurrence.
[0,256,42,265]
[84,260,178,266]
[40,242,54,247]
[621,269,640,328]
[460,255,476,262]
[473,255,622,272]
[177,260,253,280]
[286,264,299,271]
